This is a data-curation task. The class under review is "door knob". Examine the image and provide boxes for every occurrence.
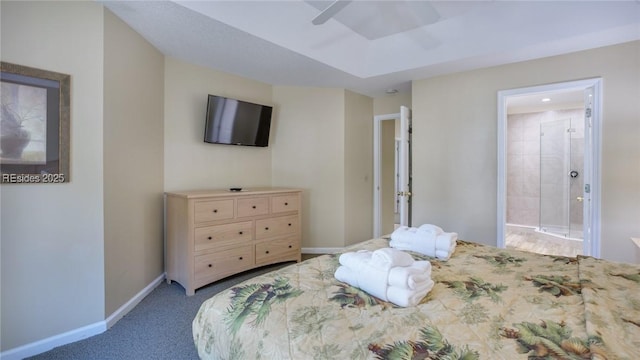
[397,191,412,197]
[576,196,584,202]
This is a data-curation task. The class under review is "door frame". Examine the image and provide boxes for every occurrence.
[373,112,399,238]
[496,78,602,257]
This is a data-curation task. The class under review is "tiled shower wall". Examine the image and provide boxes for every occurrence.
[506,108,584,228]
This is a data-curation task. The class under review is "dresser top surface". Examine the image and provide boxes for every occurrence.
[165,187,302,199]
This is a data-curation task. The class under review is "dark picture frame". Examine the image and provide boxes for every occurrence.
[1,62,70,183]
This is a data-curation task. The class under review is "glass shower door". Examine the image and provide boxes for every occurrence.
[539,117,583,238]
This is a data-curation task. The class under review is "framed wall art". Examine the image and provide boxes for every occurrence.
[0,62,70,183]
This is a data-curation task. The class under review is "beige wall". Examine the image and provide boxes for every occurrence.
[344,90,374,245]
[272,87,374,249]
[0,1,105,351]
[272,86,346,248]
[412,41,640,264]
[374,91,412,115]
[163,58,273,192]
[103,10,165,317]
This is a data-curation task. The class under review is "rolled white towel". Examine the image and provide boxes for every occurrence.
[415,229,438,244]
[391,225,410,237]
[334,265,359,286]
[418,224,443,234]
[334,259,391,301]
[390,232,458,260]
[390,227,413,243]
[387,279,435,307]
[435,232,458,251]
[396,231,433,248]
[435,250,453,260]
[387,261,432,290]
[390,237,435,258]
[393,232,417,245]
[371,248,414,268]
[356,261,391,301]
[335,266,434,307]
[339,250,372,268]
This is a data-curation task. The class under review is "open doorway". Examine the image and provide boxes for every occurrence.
[374,106,411,238]
[497,79,602,257]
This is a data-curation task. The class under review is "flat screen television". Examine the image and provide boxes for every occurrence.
[204,95,273,147]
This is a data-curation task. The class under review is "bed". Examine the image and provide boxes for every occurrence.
[193,237,640,359]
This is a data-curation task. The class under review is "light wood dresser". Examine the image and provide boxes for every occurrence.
[165,187,302,295]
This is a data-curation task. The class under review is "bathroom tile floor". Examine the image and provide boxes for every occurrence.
[506,227,582,257]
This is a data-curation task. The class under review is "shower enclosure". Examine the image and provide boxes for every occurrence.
[539,117,584,240]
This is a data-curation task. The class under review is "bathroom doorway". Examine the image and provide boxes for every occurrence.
[505,105,584,257]
[497,79,602,257]
[373,106,412,238]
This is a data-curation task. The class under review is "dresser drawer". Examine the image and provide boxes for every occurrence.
[255,214,299,240]
[237,197,269,218]
[194,245,254,285]
[194,199,234,223]
[194,221,252,252]
[271,194,300,213]
[255,236,300,265]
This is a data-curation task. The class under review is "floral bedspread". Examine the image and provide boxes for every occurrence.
[193,238,640,359]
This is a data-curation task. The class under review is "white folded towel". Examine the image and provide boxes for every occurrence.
[389,224,459,260]
[339,250,372,268]
[371,247,414,268]
[435,233,458,260]
[418,224,443,234]
[335,247,436,307]
[387,279,435,307]
[336,265,434,307]
[334,265,358,286]
[435,233,457,251]
[390,226,425,244]
[357,261,390,301]
[334,263,390,301]
[387,261,432,290]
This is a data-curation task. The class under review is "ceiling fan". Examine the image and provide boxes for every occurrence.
[312,0,352,25]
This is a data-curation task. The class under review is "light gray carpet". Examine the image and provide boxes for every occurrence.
[28,262,293,360]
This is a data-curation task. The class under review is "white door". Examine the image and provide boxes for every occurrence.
[373,105,412,237]
[398,105,411,227]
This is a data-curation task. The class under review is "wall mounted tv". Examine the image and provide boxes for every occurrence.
[204,95,273,147]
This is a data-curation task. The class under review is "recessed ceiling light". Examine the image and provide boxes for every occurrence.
[385,88,398,94]
[541,98,551,102]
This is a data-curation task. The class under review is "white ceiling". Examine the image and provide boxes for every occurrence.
[507,89,584,114]
[102,0,640,97]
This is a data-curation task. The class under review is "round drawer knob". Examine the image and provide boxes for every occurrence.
[288,223,292,226]
[239,256,243,260]
[213,209,218,213]
[208,264,212,268]
[265,227,269,230]
[284,202,288,206]
[288,245,292,248]
[265,250,270,254]
[252,205,256,209]
[208,236,212,240]
[239,231,243,235]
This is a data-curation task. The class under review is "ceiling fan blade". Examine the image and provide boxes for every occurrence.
[312,0,352,25]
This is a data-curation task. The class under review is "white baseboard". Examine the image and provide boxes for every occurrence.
[0,321,106,360]
[0,273,165,360]
[105,273,165,328]
[301,247,343,254]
